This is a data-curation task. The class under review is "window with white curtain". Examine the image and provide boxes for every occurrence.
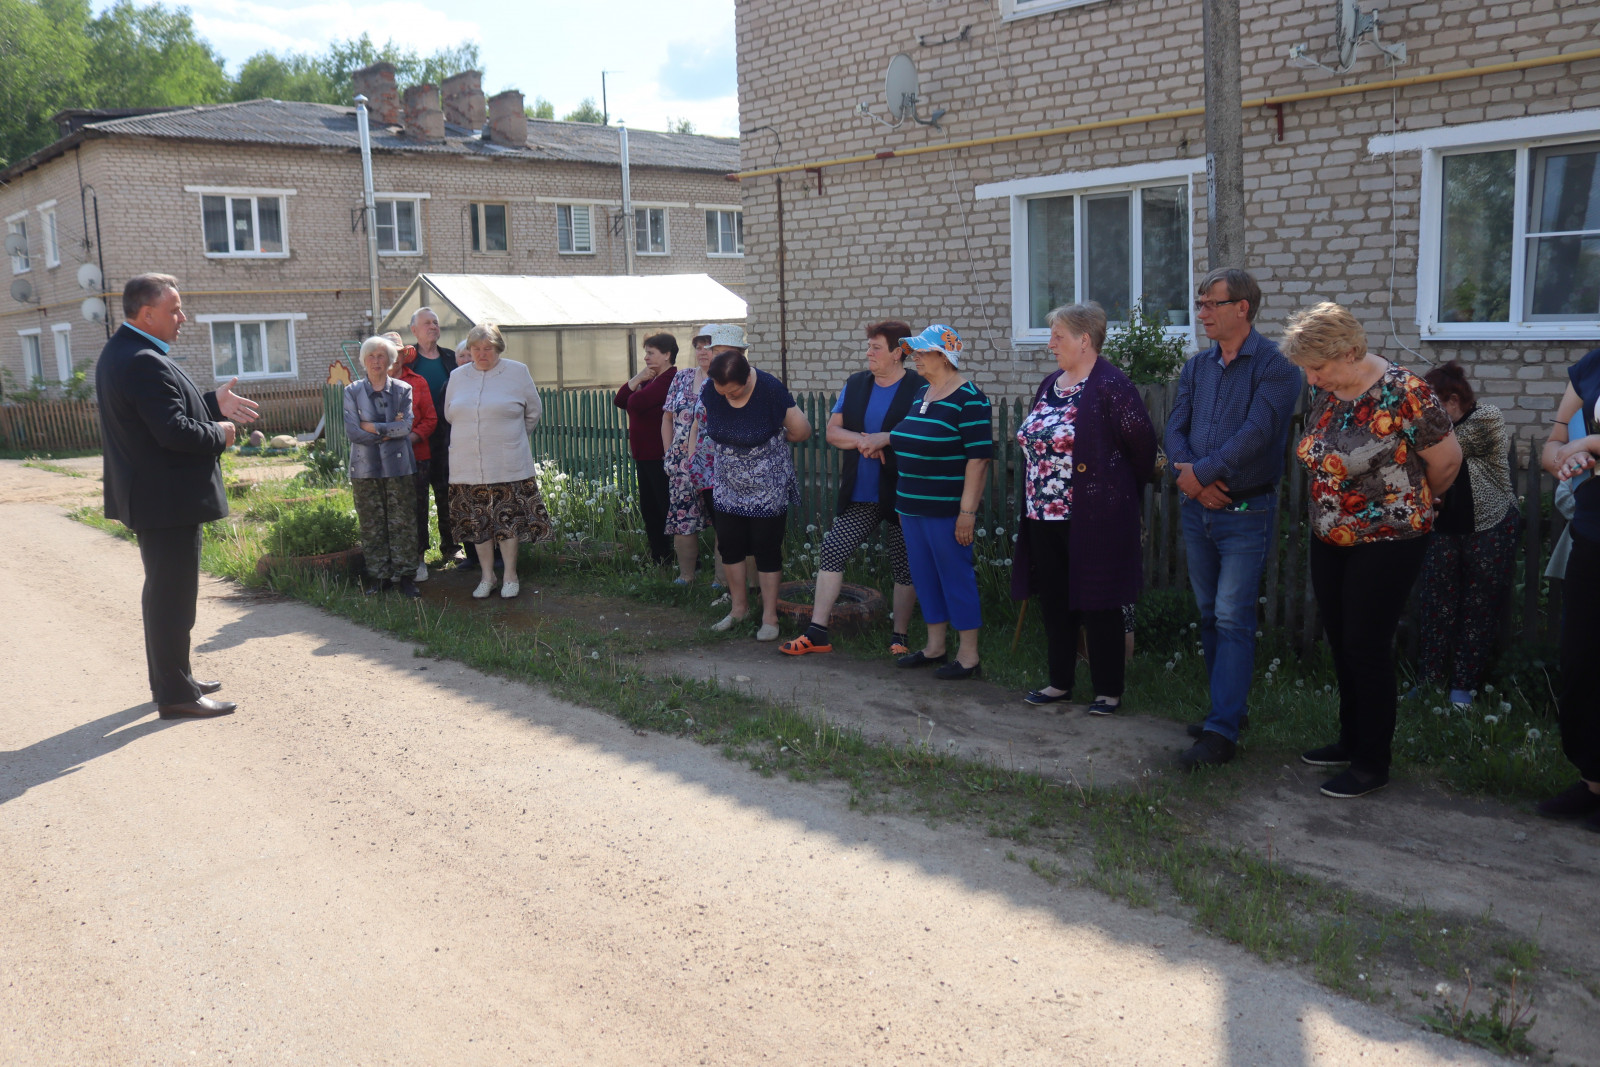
[204,316,300,380]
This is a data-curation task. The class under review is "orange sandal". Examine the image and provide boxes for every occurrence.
[779,633,832,656]
[888,641,911,656]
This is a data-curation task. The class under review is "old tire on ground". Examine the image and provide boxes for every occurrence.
[774,580,886,629]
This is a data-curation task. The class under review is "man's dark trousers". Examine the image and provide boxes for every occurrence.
[138,524,203,705]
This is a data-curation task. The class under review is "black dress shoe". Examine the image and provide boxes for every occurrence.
[1179,730,1237,770]
[895,650,948,669]
[934,661,981,680]
[197,680,223,695]
[1024,688,1071,706]
[1188,714,1249,739]
[398,577,422,598]
[158,696,237,719]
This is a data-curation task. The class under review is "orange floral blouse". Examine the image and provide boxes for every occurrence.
[1296,363,1453,546]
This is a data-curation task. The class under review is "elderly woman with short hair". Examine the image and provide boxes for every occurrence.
[1010,303,1156,714]
[1286,301,1461,799]
[444,322,553,600]
[345,335,420,598]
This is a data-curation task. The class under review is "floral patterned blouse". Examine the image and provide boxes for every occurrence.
[1296,363,1453,546]
[663,365,712,490]
[1016,376,1084,520]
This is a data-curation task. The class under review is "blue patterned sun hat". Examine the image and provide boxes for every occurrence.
[900,324,965,368]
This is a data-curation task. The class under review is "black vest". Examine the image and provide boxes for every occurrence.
[835,367,924,516]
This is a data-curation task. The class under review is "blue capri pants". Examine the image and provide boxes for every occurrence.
[900,513,982,631]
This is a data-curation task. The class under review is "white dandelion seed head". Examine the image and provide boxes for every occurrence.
[1483,714,1500,725]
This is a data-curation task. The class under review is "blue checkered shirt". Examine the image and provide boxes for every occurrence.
[1163,328,1303,492]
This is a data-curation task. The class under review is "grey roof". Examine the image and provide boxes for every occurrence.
[4,98,739,181]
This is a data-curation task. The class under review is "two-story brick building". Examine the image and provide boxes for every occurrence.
[732,0,1599,437]
[0,64,743,394]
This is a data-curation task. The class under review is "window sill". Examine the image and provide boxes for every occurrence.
[636,251,670,257]
[1421,323,1600,342]
[1000,0,1102,20]
[378,250,424,257]
[214,371,298,382]
[557,249,595,256]
[204,252,290,260]
[706,252,745,259]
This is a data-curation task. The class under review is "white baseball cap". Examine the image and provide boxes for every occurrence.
[705,323,748,349]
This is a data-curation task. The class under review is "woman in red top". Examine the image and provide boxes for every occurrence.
[384,332,438,582]
[614,333,679,565]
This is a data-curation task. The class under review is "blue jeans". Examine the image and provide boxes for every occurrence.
[1181,500,1273,742]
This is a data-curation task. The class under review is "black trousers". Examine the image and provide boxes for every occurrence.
[1309,535,1429,776]
[136,524,203,705]
[425,445,457,557]
[1558,529,1600,782]
[1028,518,1125,697]
[634,458,673,564]
[412,458,432,561]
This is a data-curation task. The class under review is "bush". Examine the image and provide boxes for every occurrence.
[298,443,347,488]
[1103,300,1189,384]
[268,501,360,557]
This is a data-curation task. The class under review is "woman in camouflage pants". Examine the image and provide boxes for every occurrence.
[345,336,421,597]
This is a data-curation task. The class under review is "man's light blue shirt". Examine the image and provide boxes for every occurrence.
[123,323,171,355]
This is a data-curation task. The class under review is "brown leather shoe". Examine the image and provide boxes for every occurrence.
[197,680,223,695]
[158,696,237,719]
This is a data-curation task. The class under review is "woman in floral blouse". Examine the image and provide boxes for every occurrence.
[1008,303,1156,714]
[1285,301,1461,799]
[660,329,720,585]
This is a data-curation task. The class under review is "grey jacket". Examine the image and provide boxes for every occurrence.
[344,378,417,479]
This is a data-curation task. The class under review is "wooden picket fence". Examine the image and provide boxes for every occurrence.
[0,384,326,453]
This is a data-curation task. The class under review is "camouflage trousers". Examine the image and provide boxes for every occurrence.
[352,475,419,580]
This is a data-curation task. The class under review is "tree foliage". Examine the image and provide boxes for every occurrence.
[563,98,606,124]
[525,97,555,121]
[229,34,482,105]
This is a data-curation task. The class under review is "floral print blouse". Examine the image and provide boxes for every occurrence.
[663,366,712,490]
[1296,363,1453,546]
[1017,377,1084,520]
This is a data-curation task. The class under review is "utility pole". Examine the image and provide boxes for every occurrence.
[354,94,383,330]
[1203,0,1246,269]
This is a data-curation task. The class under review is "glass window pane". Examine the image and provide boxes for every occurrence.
[706,211,718,253]
[43,211,58,263]
[257,197,283,253]
[211,323,238,377]
[1084,193,1131,321]
[202,196,229,253]
[470,204,482,251]
[395,201,417,251]
[1438,150,1514,323]
[1528,236,1600,320]
[21,335,42,381]
[1026,195,1075,330]
[231,198,255,253]
[484,204,507,251]
[571,206,590,252]
[719,212,735,253]
[1140,185,1190,327]
[239,323,264,374]
[374,201,395,251]
[265,321,292,373]
[734,211,743,253]
[53,329,70,380]
[1532,143,1600,234]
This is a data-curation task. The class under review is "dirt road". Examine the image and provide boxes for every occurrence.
[0,461,1498,1065]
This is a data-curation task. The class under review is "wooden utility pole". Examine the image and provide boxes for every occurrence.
[1203,0,1246,269]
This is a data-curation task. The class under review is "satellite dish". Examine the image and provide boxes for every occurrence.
[81,296,106,323]
[1333,0,1361,70]
[884,54,919,122]
[77,263,103,291]
[4,232,27,257]
[10,279,35,303]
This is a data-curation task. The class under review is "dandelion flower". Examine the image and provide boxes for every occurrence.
[1434,982,1452,996]
[1501,701,1513,713]
[1526,727,1542,742]
[1272,658,1282,667]
[1258,596,1267,605]
[977,528,988,538]
[1484,684,1495,693]
[1295,679,1305,688]
[590,651,600,660]
[1483,714,1500,726]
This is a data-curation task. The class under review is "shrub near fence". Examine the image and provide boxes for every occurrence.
[0,384,325,453]
[532,384,1563,657]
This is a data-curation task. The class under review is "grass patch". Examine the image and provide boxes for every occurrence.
[0,447,100,461]
[23,458,89,478]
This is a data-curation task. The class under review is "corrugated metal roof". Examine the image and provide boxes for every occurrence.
[78,98,739,172]
[408,272,747,329]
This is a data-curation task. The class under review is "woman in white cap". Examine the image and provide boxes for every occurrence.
[891,324,992,679]
[661,325,721,584]
[699,324,812,639]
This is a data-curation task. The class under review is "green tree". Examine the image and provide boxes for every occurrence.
[563,97,605,124]
[667,117,695,134]
[231,51,339,104]
[0,0,90,166]
[83,0,228,107]
[525,96,555,120]
[228,35,482,105]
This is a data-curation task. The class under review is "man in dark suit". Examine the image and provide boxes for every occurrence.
[97,274,260,719]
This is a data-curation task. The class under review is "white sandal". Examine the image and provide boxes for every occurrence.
[472,578,497,599]
[500,581,520,598]
[711,613,745,632]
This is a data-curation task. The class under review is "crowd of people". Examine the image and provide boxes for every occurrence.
[328,270,1600,825]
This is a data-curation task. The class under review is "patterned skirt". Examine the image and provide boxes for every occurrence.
[448,478,555,545]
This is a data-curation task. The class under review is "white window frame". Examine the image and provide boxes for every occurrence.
[468,201,511,255]
[50,323,71,381]
[186,185,294,259]
[977,158,1203,346]
[37,201,59,268]
[634,205,669,256]
[195,312,306,382]
[7,212,30,274]
[999,0,1100,20]
[17,328,43,384]
[703,207,744,257]
[1372,110,1600,342]
[556,203,595,255]
[374,194,428,256]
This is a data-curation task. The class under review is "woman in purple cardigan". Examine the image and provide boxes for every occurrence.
[1010,303,1157,714]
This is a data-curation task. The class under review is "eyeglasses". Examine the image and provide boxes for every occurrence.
[1193,298,1240,312]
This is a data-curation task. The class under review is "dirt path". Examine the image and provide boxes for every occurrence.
[0,459,1518,1065]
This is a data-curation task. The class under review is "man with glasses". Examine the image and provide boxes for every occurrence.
[1165,267,1303,769]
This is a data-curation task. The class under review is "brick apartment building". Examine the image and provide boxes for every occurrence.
[0,64,743,394]
[733,0,1599,437]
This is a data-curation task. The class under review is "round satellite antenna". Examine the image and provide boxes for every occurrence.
[81,296,106,323]
[11,278,36,303]
[77,263,103,291]
[4,232,27,257]
[884,54,919,122]
[1333,0,1361,69]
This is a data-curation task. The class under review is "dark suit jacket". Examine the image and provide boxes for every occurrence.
[96,324,229,530]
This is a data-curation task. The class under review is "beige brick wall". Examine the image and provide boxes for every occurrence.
[0,137,745,395]
[734,0,1600,439]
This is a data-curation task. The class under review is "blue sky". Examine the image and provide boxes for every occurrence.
[101,0,740,135]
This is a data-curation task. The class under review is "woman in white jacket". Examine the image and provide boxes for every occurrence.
[444,322,553,599]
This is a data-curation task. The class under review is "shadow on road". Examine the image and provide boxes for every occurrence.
[0,705,181,806]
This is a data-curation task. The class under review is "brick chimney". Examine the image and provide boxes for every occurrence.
[352,62,399,126]
[486,90,527,146]
[441,70,486,131]
[403,84,444,141]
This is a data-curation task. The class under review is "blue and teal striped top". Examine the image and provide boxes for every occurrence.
[890,379,993,517]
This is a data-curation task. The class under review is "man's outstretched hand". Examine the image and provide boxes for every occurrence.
[216,377,260,424]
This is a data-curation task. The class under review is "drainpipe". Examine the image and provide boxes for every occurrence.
[775,177,787,384]
[354,94,383,330]
[619,122,635,276]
